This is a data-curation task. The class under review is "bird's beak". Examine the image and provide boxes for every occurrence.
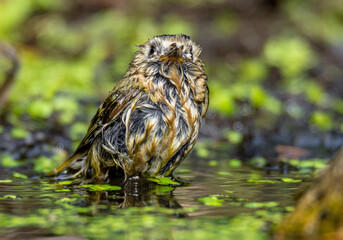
[159,43,184,64]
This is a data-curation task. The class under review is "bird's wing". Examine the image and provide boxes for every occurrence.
[201,85,209,118]
[44,79,142,177]
[77,85,141,152]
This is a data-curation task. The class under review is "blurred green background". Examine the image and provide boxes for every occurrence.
[1,0,343,171]
[1,2,343,238]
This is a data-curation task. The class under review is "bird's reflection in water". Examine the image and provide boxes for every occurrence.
[0,177,187,240]
[70,177,187,217]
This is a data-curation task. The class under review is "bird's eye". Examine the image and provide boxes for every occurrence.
[149,45,156,56]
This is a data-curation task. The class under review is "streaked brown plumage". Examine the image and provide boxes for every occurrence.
[45,34,209,180]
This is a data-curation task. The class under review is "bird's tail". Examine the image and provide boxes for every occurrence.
[43,151,88,179]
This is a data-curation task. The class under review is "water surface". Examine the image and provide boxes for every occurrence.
[0,149,313,240]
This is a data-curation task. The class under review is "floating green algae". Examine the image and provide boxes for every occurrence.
[147,177,180,185]
[198,195,226,206]
[79,184,121,191]
[280,178,302,183]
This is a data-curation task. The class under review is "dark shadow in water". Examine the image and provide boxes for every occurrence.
[48,176,188,217]
[0,177,188,239]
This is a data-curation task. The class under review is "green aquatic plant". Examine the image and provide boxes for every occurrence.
[198,195,225,206]
[147,177,180,186]
[281,178,302,183]
[1,154,20,167]
[12,172,28,179]
[244,202,279,209]
[264,36,316,78]
[79,184,122,191]
[247,179,278,184]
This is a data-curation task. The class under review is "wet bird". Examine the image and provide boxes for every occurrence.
[45,34,209,180]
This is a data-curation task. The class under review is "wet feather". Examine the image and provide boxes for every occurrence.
[45,34,209,180]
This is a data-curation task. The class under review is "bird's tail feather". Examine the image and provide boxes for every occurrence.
[43,152,87,179]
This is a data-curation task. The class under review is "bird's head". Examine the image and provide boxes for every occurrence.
[131,34,203,71]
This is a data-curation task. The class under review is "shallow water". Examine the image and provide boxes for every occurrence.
[0,148,314,240]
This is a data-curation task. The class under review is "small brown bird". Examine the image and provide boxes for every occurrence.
[46,34,209,180]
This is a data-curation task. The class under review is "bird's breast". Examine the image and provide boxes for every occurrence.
[123,86,202,176]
